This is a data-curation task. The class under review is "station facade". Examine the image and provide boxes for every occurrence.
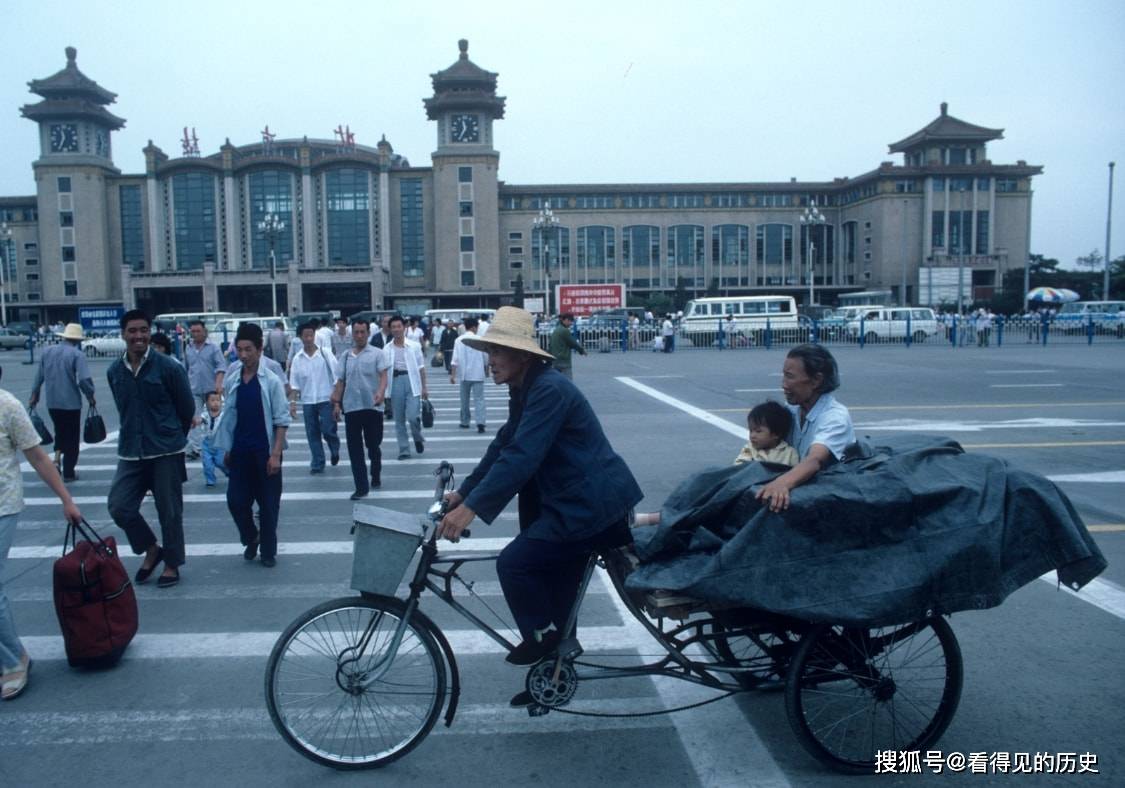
[0,41,1042,323]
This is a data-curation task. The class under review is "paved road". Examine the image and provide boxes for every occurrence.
[1,344,1122,787]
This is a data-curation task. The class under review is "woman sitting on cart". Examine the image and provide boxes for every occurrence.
[437,307,643,706]
[755,343,855,513]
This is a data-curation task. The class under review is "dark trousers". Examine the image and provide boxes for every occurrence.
[302,401,340,470]
[345,409,384,493]
[47,407,81,476]
[496,518,631,641]
[226,448,283,560]
[108,454,187,567]
[662,334,675,353]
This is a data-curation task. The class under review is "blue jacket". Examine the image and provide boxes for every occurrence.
[213,362,291,453]
[107,348,195,459]
[459,363,643,542]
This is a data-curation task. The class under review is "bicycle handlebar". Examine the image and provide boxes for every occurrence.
[429,461,469,540]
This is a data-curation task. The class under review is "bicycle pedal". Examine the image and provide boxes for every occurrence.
[527,704,550,718]
[557,636,583,662]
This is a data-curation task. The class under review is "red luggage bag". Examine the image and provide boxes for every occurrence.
[53,520,139,668]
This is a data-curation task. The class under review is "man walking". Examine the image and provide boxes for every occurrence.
[450,317,489,432]
[265,321,288,372]
[106,310,195,588]
[548,313,586,380]
[214,323,290,568]
[287,322,340,474]
[439,318,459,373]
[184,320,225,460]
[330,317,352,357]
[29,323,96,481]
[331,319,389,500]
[661,314,676,353]
[381,315,428,460]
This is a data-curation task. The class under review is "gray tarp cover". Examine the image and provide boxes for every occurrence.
[625,436,1107,627]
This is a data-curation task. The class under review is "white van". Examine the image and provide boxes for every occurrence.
[212,316,291,346]
[154,311,235,334]
[846,307,939,342]
[1055,301,1125,331]
[424,308,496,326]
[681,296,799,334]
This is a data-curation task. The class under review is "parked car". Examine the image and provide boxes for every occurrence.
[846,307,939,342]
[0,327,28,350]
[83,331,126,357]
[5,321,36,337]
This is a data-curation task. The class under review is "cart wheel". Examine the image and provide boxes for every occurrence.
[705,619,798,689]
[785,617,962,774]
[265,596,446,770]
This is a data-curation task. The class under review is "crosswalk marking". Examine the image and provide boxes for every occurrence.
[9,537,511,560]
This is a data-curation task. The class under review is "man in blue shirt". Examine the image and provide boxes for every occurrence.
[29,322,96,481]
[214,323,290,568]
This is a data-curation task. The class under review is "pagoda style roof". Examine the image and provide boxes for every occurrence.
[424,39,505,120]
[27,46,117,104]
[888,102,1003,153]
[20,96,126,129]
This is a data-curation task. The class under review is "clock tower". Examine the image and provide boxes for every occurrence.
[20,46,125,304]
[424,40,505,295]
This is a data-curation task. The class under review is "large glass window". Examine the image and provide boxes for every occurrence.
[931,212,945,249]
[119,184,144,271]
[400,178,424,278]
[799,224,835,285]
[172,172,216,271]
[622,225,661,288]
[712,224,749,287]
[531,226,571,288]
[325,168,370,266]
[755,223,793,285]
[248,170,294,269]
[667,225,704,287]
[948,211,972,255]
[576,226,616,284]
[975,210,989,254]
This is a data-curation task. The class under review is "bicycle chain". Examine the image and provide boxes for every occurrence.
[546,690,738,719]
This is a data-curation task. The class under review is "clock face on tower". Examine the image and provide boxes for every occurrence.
[450,114,480,143]
[49,123,80,153]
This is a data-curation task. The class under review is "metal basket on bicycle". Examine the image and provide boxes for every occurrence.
[350,504,429,596]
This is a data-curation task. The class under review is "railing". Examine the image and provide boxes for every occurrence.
[534,314,1125,353]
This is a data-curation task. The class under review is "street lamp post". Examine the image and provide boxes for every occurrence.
[800,202,826,306]
[0,222,11,326]
[257,212,285,317]
[1105,162,1115,301]
[956,185,967,316]
[533,202,559,317]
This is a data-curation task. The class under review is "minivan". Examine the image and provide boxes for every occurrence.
[846,307,939,342]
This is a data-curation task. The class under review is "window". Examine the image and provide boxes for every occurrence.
[501,196,520,210]
[894,180,917,193]
[622,225,661,287]
[931,212,945,249]
[947,148,967,165]
[62,246,76,262]
[975,210,989,253]
[460,218,474,235]
[25,273,39,281]
[949,177,972,192]
[576,226,616,284]
[324,168,370,267]
[621,194,661,209]
[510,261,522,269]
[57,176,71,193]
[864,236,872,246]
[172,171,217,271]
[755,224,793,285]
[575,195,614,209]
[667,225,705,287]
[508,246,523,255]
[249,170,296,269]
[668,193,705,209]
[399,178,424,277]
[977,178,991,191]
[531,226,571,289]
[712,224,750,286]
[799,223,835,285]
[60,212,74,227]
[996,179,1018,193]
[711,193,751,208]
[458,166,472,183]
[460,270,475,286]
[508,231,523,240]
[25,258,38,266]
[119,185,145,271]
[948,211,972,254]
[460,236,474,252]
[460,201,473,217]
[932,177,946,192]
[24,242,37,252]
[64,281,78,296]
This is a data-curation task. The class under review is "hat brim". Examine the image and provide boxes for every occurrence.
[462,334,554,360]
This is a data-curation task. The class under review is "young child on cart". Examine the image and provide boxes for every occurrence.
[633,400,797,526]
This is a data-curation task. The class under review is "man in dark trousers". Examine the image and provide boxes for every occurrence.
[332,318,389,500]
[547,313,586,380]
[107,310,195,588]
[214,323,290,567]
[438,307,642,708]
[29,323,96,481]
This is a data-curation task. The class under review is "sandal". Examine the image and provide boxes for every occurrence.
[1,653,32,701]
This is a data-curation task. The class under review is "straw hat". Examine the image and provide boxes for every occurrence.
[57,323,86,341]
[462,306,553,359]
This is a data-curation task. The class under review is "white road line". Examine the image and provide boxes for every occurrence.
[1038,574,1125,621]
[23,488,466,507]
[616,377,744,440]
[989,383,1065,388]
[21,457,488,473]
[854,417,1125,433]
[735,388,781,393]
[9,537,512,560]
[1047,470,1125,483]
[985,370,1057,375]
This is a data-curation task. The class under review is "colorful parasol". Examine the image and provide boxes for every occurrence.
[1026,287,1080,303]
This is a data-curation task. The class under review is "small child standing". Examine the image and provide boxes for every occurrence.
[199,391,228,487]
[633,400,799,526]
[733,400,799,467]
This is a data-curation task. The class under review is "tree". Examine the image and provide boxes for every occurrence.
[645,292,673,316]
[673,276,689,312]
[705,277,721,297]
[512,273,525,306]
[1074,249,1104,273]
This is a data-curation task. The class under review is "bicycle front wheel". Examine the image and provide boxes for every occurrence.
[785,616,962,774]
[265,596,446,770]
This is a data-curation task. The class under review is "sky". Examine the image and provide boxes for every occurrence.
[3,0,1123,269]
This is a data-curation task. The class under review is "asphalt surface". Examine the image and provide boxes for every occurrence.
[0,342,1122,787]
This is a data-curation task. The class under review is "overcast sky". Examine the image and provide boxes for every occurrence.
[3,0,1123,269]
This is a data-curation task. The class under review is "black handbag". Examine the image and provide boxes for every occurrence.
[421,398,435,429]
[28,407,53,446]
[83,405,107,444]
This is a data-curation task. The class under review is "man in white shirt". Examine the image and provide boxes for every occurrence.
[477,314,491,337]
[381,315,428,460]
[661,315,676,353]
[450,317,490,433]
[287,322,340,474]
[314,319,335,354]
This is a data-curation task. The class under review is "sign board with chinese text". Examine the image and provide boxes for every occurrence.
[556,284,626,316]
[523,297,544,313]
[78,306,125,333]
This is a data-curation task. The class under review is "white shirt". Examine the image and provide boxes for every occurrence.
[380,339,426,397]
[477,320,490,337]
[288,346,339,404]
[314,326,334,354]
[450,333,489,382]
[406,326,424,343]
[662,319,674,337]
[786,393,855,461]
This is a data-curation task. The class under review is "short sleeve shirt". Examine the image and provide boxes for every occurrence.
[0,389,44,515]
[338,345,391,413]
[786,393,855,461]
